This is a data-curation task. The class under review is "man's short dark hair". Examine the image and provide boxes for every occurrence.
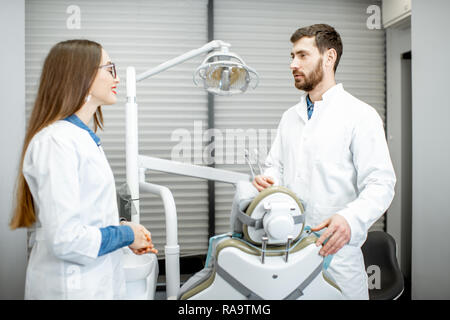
[290,24,343,72]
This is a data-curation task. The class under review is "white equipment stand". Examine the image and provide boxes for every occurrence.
[123,40,251,299]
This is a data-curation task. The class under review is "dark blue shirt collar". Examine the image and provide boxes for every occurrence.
[63,114,101,146]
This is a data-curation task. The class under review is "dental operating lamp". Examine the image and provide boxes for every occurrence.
[125,40,259,299]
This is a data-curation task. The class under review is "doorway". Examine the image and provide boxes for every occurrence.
[386,24,412,299]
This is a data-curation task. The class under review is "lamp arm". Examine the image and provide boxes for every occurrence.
[138,155,251,185]
[136,40,230,82]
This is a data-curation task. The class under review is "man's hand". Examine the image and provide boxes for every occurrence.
[252,175,275,192]
[311,214,351,256]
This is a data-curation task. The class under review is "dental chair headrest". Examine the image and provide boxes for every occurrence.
[230,181,305,245]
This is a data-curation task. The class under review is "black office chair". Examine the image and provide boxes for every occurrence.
[361,231,404,300]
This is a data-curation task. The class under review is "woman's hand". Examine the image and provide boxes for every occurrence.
[121,221,158,255]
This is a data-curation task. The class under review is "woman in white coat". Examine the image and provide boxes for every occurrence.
[253,24,396,299]
[10,39,157,299]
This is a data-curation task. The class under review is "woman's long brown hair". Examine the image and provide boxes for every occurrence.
[10,39,104,229]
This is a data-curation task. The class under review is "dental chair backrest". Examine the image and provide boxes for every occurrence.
[230,181,305,246]
[178,181,344,300]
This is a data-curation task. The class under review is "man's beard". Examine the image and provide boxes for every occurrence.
[294,58,324,92]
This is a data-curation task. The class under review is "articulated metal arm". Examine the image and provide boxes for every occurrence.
[136,40,230,82]
[138,155,251,184]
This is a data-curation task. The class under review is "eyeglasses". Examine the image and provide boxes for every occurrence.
[99,63,117,79]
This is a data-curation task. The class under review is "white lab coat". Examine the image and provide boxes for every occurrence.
[264,83,396,299]
[23,120,127,299]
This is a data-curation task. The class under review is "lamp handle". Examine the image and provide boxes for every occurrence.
[136,40,230,82]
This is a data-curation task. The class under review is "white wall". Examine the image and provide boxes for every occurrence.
[411,0,450,299]
[0,0,27,299]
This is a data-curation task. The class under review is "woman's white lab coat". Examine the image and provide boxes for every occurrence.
[264,83,396,299]
[23,120,126,299]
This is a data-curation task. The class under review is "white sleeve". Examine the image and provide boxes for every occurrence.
[23,135,101,265]
[263,119,284,186]
[337,108,396,247]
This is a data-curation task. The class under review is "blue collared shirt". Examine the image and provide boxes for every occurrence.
[306,94,314,120]
[63,114,101,146]
[98,225,134,256]
[63,114,134,256]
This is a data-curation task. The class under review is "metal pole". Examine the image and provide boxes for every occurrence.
[125,66,140,224]
[207,0,215,240]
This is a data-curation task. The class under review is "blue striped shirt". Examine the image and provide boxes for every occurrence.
[306,94,314,120]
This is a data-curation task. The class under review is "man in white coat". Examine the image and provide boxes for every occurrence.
[252,24,396,299]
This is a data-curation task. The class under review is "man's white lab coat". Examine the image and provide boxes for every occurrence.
[264,83,396,299]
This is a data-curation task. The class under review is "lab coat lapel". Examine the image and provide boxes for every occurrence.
[295,94,309,123]
[299,83,344,121]
[319,83,344,111]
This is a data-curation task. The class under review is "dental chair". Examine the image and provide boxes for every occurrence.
[177,182,344,300]
[361,231,404,300]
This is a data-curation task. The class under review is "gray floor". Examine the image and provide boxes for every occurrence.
[154,273,193,300]
[155,290,167,300]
